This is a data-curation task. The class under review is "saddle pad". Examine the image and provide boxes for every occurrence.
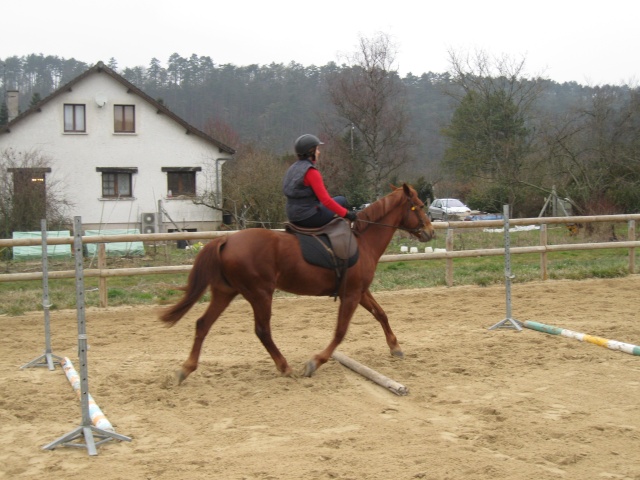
[296,233,359,270]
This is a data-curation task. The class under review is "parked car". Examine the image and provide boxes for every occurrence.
[428,198,472,221]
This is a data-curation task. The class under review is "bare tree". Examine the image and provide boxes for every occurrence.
[194,144,288,229]
[203,118,240,151]
[0,148,72,238]
[538,84,640,215]
[326,33,412,199]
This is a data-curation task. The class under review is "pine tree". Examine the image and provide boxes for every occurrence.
[29,93,42,108]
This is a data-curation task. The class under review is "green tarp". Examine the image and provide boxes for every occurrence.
[84,229,145,256]
[12,231,72,260]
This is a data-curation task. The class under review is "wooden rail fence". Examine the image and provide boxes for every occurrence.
[0,214,638,307]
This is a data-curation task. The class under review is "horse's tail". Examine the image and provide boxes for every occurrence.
[159,236,228,326]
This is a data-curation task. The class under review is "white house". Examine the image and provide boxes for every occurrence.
[0,61,235,234]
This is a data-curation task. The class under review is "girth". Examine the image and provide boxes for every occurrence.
[285,218,359,298]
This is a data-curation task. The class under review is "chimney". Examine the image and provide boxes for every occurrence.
[7,90,19,122]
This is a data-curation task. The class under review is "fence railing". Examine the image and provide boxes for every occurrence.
[0,214,638,307]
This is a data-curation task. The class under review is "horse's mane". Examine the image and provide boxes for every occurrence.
[353,187,404,235]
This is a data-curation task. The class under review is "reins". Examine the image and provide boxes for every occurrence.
[355,218,425,235]
[354,197,426,235]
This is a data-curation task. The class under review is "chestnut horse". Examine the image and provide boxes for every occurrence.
[160,183,434,382]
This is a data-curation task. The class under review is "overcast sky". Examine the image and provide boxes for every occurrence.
[4,0,638,86]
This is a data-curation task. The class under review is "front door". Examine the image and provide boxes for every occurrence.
[12,169,47,231]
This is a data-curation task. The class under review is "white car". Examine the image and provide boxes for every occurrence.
[428,198,471,221]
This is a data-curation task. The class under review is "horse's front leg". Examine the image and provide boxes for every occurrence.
[360,289,404,358]
[303,295,360,377]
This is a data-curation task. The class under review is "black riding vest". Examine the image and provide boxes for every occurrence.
[282,159,319,221]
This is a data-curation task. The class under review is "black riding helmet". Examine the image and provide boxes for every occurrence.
[294,134,324,157]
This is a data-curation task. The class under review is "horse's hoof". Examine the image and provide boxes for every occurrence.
[391,350,405,359]
[161,372,179,389]
[176,370,188,385]
[303,360,317,377]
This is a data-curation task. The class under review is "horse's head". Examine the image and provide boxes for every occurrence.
[354,184,435,242]
[393,183,435,242]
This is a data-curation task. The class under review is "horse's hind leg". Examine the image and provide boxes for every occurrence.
[246,290,293,376]
[360,289,404,358]
[178,290,236,384]
[242,291,291,376]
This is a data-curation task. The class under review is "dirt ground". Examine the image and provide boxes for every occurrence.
[1,276,640,480]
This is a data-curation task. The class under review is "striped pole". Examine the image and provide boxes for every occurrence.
[523,321,640,356]
[60,357,115,432]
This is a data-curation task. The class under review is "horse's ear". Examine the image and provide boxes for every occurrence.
[389,183,398,190]
[402,183,411,197]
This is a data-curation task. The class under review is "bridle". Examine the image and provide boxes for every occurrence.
[354,196,428,236]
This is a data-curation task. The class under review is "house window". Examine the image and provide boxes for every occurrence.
[114,105,135,132]
[102,172,131,197]
[161,167,201,197]
[64,104,86,132]
[96,167,138,198]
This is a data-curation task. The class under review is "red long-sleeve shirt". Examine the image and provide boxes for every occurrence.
[303,168,348,217]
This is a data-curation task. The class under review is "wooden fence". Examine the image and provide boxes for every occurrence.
[0,214,638,307]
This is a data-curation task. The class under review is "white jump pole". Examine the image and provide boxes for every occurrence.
[21,219,64,370]
[43,216,131,455]
[332,351,409,396]
[488,205,523,331]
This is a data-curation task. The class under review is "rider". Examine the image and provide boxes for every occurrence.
[283,134,358,228]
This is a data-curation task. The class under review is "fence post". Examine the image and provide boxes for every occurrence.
[629,220,636,274]
[539,224,548,280]
[98,243,108,308]
[446,228,454,287]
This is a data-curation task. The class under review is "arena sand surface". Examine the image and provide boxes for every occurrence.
[1,276,640,480]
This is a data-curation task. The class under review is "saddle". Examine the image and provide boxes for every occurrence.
[285,218,359,298]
